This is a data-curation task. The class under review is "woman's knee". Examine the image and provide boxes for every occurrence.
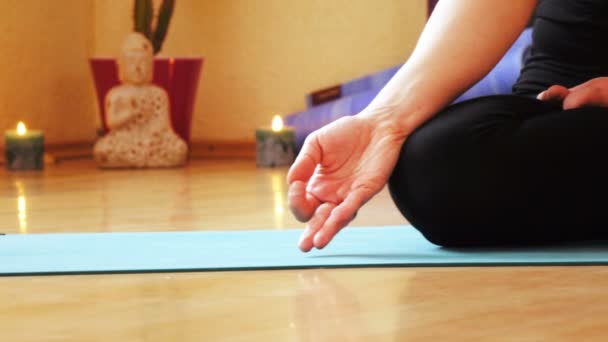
[388,98,525,246]
[388,122,462,244]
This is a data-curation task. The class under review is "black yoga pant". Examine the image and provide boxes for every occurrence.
[388,95,608,247]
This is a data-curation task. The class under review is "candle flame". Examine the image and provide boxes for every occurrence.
[271,115,284,132]
[16,121,27,136]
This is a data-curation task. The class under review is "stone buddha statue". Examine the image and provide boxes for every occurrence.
[94,32,188,168]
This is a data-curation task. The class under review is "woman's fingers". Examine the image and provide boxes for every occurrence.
[299,202,336,252]
[313,189,368,250]
[287,134,323,222]
[287,134,321,185]
[288,181,321,222]
[537,85,569,102]
[540,78,608,109]
[563,83,606,109]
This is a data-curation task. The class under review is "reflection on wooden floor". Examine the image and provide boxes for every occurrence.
[0,159,404,234]
[0,159,606,341]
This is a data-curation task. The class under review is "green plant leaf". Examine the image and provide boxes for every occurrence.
[134,0,153,39]
[152,0,175,54]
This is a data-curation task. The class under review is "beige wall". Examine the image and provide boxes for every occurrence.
[94,0,426,142]
[1,0,425,146]
[0,0,97,146]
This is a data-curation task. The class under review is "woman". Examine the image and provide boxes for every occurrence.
[288,0,608,251]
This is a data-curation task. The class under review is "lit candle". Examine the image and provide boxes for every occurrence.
[4,121,44,170]
[256,115,295,167]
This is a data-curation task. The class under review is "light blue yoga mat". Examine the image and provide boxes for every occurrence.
[1,226,608,276]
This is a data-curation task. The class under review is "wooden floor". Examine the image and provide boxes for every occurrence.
[1,159,607,341]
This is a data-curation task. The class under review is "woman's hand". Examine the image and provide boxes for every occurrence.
[537,77,608,109]
[287,112,407,252]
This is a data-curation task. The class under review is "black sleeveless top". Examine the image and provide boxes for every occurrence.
[512,0,608,96]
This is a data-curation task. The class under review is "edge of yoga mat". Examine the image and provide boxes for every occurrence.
[2,226,608,276]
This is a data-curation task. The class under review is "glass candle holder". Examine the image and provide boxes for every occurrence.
[256,115,295,167]
[5,122,44,171]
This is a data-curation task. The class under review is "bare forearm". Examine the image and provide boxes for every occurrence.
[361,0,537,137]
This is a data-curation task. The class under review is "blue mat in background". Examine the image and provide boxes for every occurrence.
[1,226,608,276]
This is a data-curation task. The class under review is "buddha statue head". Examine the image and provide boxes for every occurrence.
[118,32,154,85]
